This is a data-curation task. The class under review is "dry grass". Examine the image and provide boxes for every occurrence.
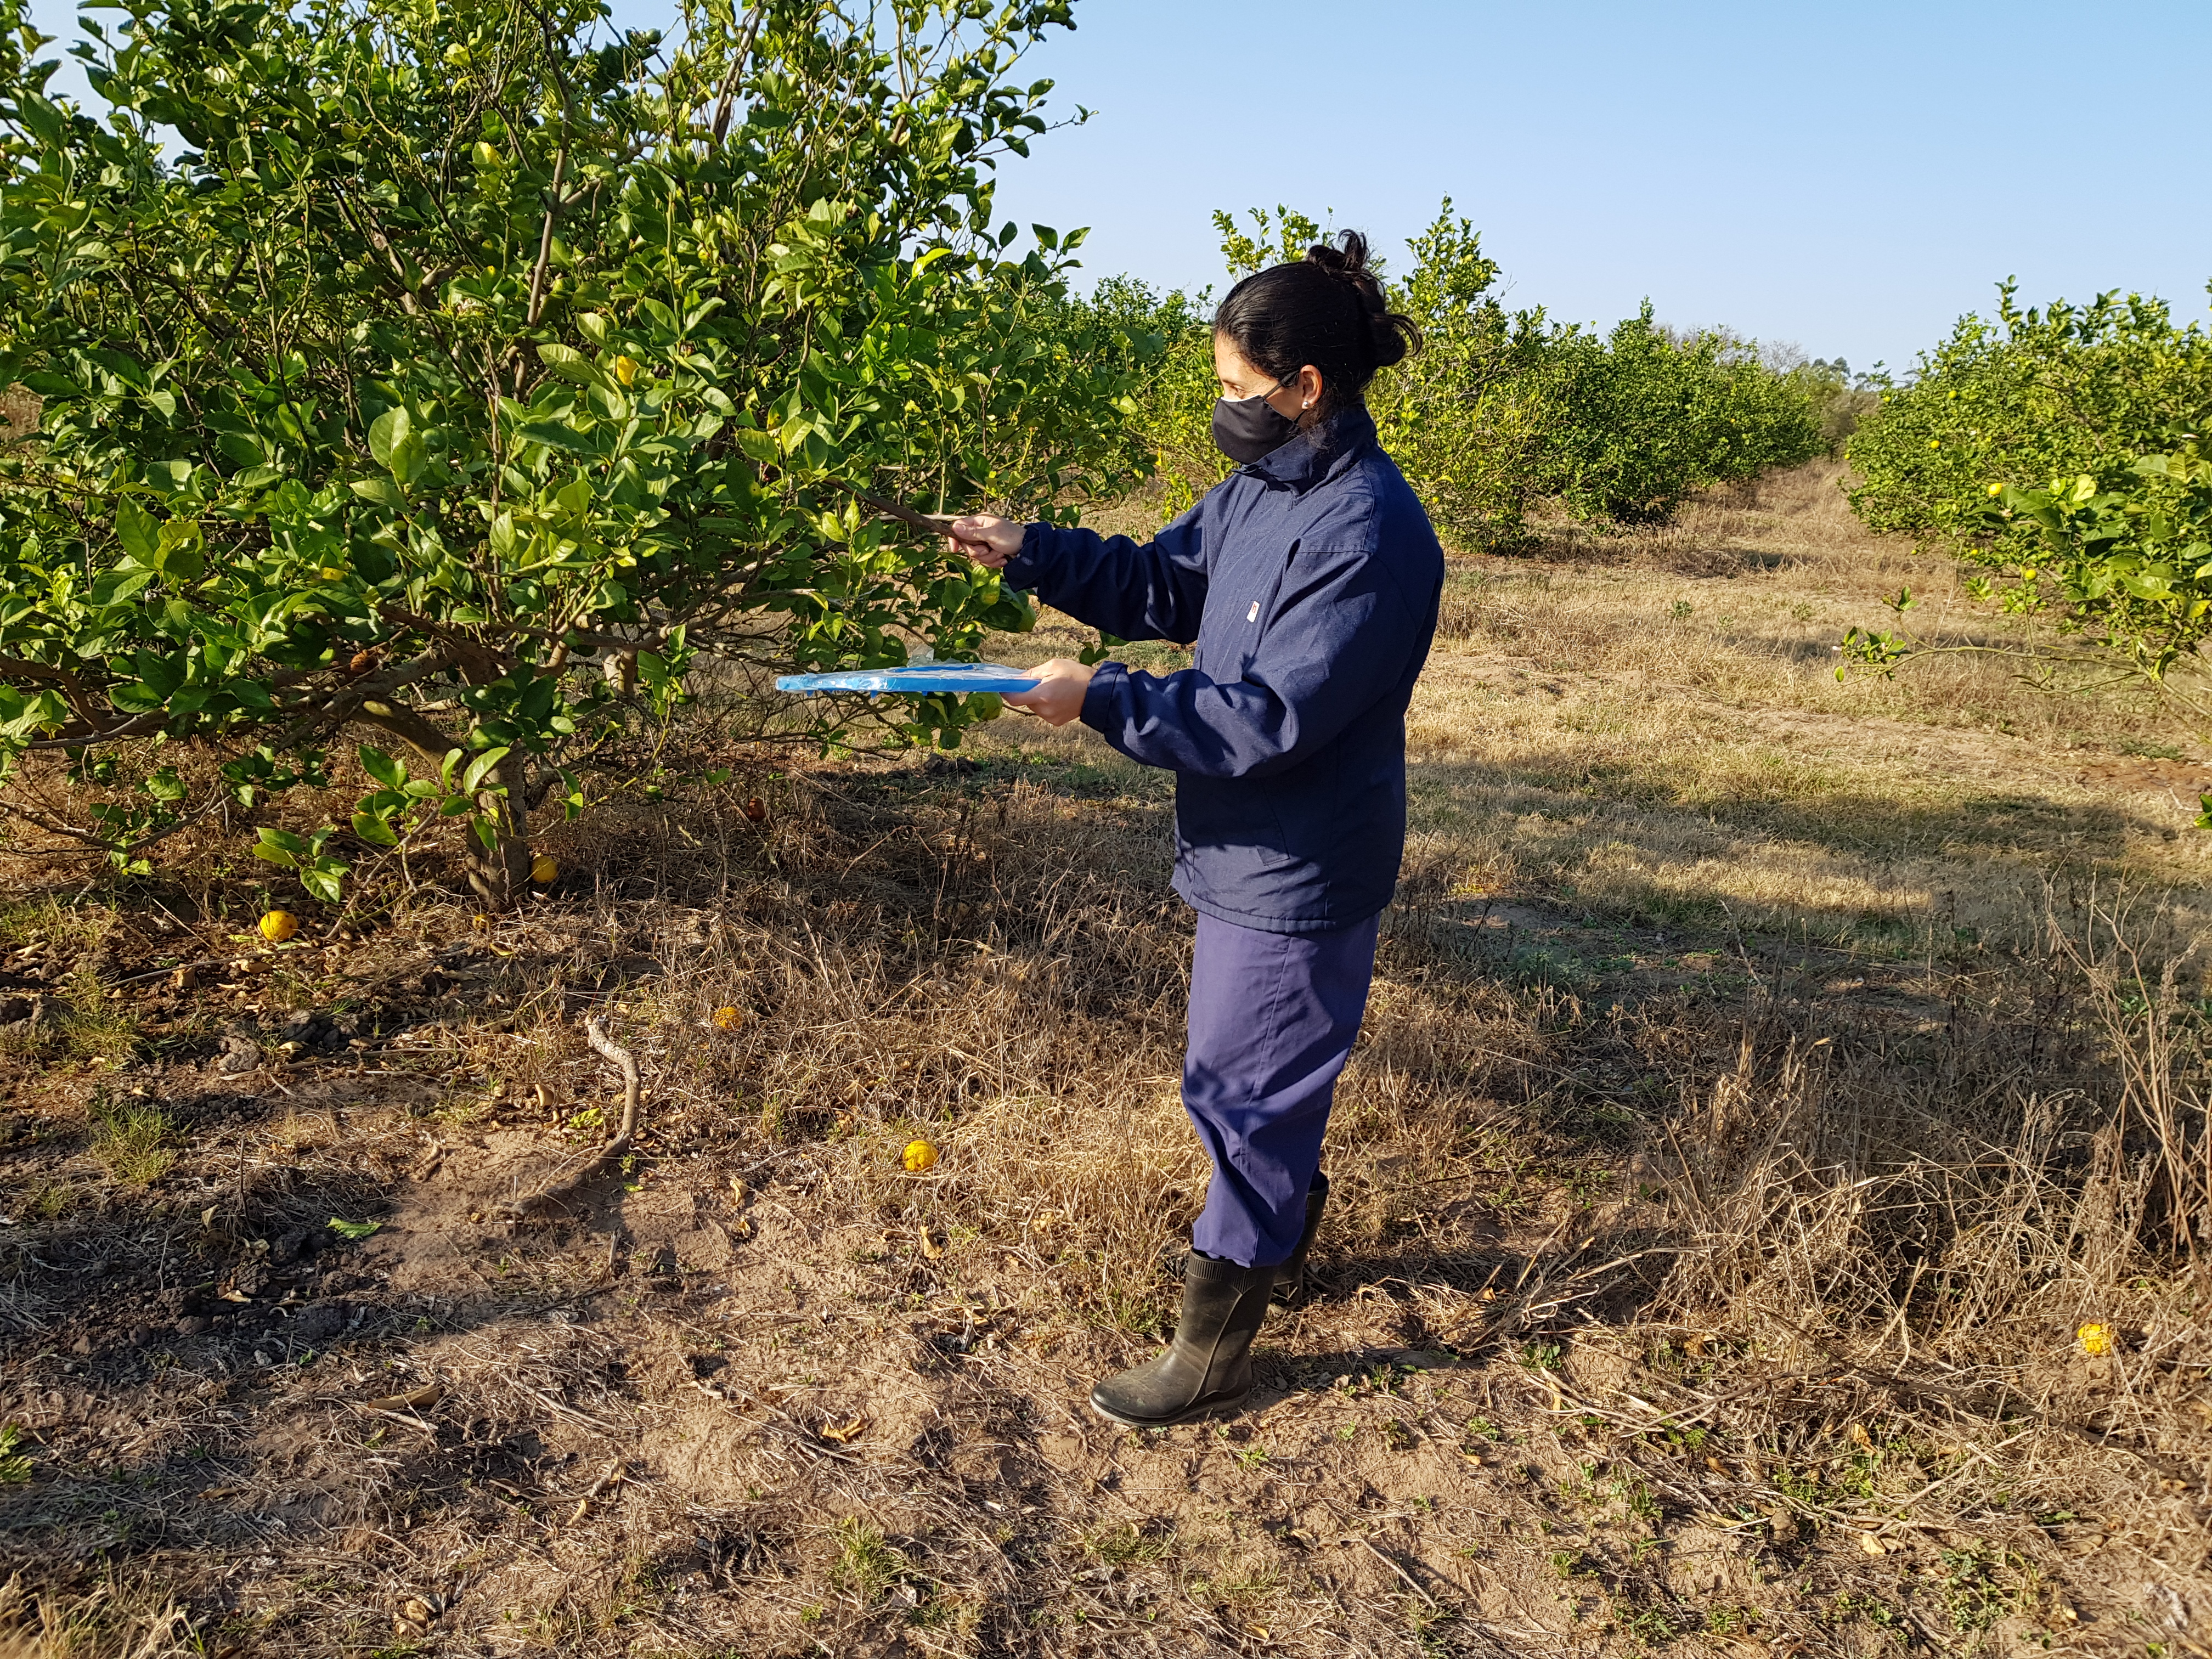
[0,463,2205,1655]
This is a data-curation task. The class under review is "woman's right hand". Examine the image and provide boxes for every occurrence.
[944,514,1025,568]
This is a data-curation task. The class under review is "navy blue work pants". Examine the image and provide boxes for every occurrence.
[1183,910,1381,1268]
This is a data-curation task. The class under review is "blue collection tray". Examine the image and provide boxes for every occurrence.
[775,662,1040,696]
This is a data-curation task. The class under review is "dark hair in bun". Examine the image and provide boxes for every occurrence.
[1213,229,1421,413]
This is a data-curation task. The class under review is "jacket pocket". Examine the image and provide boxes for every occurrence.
[1177,775,1297,870]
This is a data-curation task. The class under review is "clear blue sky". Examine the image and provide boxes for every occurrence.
[29,0,2212,376]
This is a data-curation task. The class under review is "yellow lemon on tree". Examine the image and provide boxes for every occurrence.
[259,909,298,944]
[1985,482,2003,496]
[613,354,639,386]
[2077,1321,2114,1357]
[530,853,558,883]
[902,1139,939,1173]
[712,1005,743,1031]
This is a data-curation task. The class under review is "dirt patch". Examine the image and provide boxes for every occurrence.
[0,761,2202,1657]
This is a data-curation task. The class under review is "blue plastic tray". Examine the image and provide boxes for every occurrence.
[775,662,1040,696]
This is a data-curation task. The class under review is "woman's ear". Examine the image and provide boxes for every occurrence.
[1298,365,1324,416]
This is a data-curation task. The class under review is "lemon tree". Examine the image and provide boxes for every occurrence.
[1846,445,2212,738]
[1841,285,2212,746]
[0,0,1154,904]
[1847,282,2212,559]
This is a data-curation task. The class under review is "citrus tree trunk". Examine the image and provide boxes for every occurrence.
[467,753,532,911]
[358,699,533,910]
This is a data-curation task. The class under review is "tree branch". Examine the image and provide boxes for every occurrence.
[524,143,570,328]
[709,4,768,145]
[352,698,463,763]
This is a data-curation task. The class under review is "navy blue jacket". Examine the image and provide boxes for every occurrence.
[1004,405,1443,934]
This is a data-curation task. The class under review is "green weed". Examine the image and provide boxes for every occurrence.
[1079,1520,1175,1568]
[1939,1545,2016,1632]
[89,1101,176,1184]
[0,1423,31,1482]
[1522,1340,1564,1372]
[829,1516,904,1604]
[22,1181,79,1221]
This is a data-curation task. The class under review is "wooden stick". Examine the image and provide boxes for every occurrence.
[498,1015,640,1220]
[567,1459,624,1525]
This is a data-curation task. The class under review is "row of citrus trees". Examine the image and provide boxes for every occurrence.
[1839,284,2212,743]
[1094,205,1842,552]
[0,0,1846,905]
[0,0,1162,902]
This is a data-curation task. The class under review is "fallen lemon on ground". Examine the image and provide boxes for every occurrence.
[712,1006,743,1031]
[902,1139,939,1173]
[259,910,297,944]
[2078,1321,2114,1356]
[530,853,558,883]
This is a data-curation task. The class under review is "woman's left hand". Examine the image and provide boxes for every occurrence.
[944,514,1024,568]
[1005,657,1095,727]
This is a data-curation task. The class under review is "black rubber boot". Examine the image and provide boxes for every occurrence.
[1090,1252,1275,1427]
[1271,1169,1330,1305]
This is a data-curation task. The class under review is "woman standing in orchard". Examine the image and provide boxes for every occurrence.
[949,233,1443,1427]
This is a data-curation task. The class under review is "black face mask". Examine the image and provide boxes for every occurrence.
[1211,378,1302,465]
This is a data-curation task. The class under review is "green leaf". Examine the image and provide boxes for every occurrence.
[359,746,405,789]
[388,430,425,487]
[461,746,511,794]
[326,1217,381,1242]
[369,407,412,472]
[351,809,399,847]
[301,859,348,904]
[537,343,601,387]
[349,477,405,509]
[518,421,606,457]
[155,517,205,584]
[115,498,159,566]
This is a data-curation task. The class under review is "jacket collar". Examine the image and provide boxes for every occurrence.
[1244,404,1376,494]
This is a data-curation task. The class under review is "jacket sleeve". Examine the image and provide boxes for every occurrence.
[1000,500,1209,645]
[1079,544,1423,778]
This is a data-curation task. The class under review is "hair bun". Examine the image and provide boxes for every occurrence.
[1213,222,1423,411]
[1304,230,1417,370]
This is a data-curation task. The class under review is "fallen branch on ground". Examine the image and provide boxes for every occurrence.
[499,1014,641,1221]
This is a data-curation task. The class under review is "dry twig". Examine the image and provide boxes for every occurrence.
[499,1014,641,1219]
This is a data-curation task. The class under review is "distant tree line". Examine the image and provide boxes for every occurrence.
[1086,204,1851,550]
